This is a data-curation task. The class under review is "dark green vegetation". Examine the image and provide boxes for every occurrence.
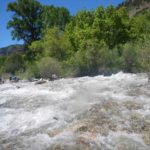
[1,0,150,79]
[7,0,43,46]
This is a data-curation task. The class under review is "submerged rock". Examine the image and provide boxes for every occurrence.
[53,117,58,120]
[28,78,38,82]
[35,80,47,85]
[51,74,58,80]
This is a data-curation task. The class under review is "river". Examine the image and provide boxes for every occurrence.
[0,72,150,150]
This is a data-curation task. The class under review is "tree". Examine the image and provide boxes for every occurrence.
[93,6,130,49]
[65,10,94,52]
[130,11,150,40]
[7,0,43,46]
[106,6,130,48]
[41,5,71,31]
[29,27,71,61]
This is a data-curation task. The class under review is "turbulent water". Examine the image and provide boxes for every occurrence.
[0,72,150,150]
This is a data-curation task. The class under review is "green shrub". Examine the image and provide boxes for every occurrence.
[4,52,25,74]
[121,43,139,73]
[36,57,62,79]
[17,62,39,79]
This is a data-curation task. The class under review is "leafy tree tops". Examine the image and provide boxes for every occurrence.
[7,0,43,45]
[4,0,150,77]
[41,5,71,31]
[7,0,71,46]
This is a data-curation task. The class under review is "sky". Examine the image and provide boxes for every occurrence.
[0,0,124,48]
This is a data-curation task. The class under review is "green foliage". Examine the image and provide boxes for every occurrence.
[0,56,6,74]
[36,57,62,79]
[17,57,62,79]
[5,2,150,78]
[41,5,71,30]
[74,42,121,76]
[29,27,71,61]
[121,43,139,73]
[65,6,130,52]
[4,52,24,74]
[7,0,43,45]
[18,62,39,79]
[27,40,43,61]
[93,6,130,48]
[72,39,102,76]
[62,6,131,76]
[130,11,150,40]
[137,36,150,72]
[42,27,67,60]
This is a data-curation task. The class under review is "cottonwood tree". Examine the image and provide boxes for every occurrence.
[41,5,71,31]
[7,0,43,46]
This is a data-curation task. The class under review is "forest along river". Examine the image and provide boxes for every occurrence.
[0,72,150,150]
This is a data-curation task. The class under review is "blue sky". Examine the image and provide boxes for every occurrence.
[0,0,124,48]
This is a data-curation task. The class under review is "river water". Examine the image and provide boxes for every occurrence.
[0,72,150,150]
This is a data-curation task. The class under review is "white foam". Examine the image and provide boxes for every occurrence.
[0,72,150,149]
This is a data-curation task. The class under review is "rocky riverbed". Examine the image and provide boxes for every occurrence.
[0,72,150,150]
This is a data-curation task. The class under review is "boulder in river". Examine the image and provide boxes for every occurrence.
[50,74,58,81]
[28,78,38,82]
[35,80,47,85]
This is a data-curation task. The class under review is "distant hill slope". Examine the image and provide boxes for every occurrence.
[118,0,150,16]
[0,44,24,56]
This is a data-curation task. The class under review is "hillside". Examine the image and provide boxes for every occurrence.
[0,44,24,56]
[118,0,150,16]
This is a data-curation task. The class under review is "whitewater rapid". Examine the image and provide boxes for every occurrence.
[0,72,150,150]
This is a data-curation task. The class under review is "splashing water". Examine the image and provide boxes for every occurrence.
[0,72,150,150]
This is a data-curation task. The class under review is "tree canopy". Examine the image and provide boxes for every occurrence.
[41,5,71,30]
[7,0,43,45]
[2,0,150,78]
